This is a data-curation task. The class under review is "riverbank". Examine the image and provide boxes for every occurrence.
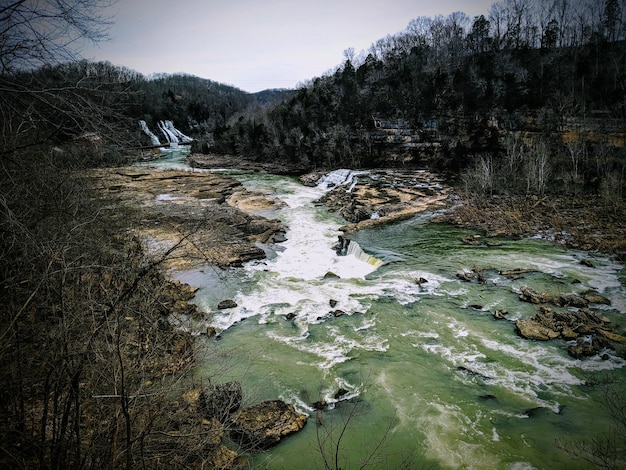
[433,193,626,262]
[88,167,287,269]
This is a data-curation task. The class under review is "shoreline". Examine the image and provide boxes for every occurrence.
[433,192,626,263]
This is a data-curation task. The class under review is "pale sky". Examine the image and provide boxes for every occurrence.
[81,0,495,93]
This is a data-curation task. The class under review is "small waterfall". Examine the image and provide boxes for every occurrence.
[336,236,384,269]
[316,169,369,191]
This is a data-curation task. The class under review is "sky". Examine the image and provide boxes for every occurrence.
[81,0,495,93]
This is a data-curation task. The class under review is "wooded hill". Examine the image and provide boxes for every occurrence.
[211,0,626,198]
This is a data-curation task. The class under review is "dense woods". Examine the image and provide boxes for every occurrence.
[212,0,626,200]
[1,0,626,468]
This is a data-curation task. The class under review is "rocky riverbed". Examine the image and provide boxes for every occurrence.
[88,167,287,269]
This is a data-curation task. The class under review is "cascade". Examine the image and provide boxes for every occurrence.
[343,238,385,268]
[158,120,179,148]
[138,120,161,146]
[159,165,626,470]
[316,168,369,191]
[163,120,193,143]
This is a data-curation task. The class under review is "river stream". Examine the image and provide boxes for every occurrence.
[145,151,626,469]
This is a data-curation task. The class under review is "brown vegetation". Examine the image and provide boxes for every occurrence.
[435,193,626,260]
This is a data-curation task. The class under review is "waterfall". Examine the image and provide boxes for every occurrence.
[163,120,193,143]
[139,120,161,146]
[316,169,369,191]
[158,120,179,148]
[336,236,384,269]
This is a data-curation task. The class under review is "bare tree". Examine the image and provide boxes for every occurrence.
[0,1,136,156]
[0,0,116,74]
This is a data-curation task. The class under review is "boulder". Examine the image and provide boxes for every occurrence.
[582,291,611,306]
[199,381,243,421]
[557,294,589,308]
[567,337,610,358]
[229,400,307,450]
[217,299,237,310]
[518,286,555,304]
[515,318,559,341]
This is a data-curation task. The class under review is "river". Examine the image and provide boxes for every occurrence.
[146,151,626,469]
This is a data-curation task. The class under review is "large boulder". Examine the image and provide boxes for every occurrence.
[515,317,560,341]
[229,400,307,450]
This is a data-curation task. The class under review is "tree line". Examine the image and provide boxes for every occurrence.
[212,0,626,200]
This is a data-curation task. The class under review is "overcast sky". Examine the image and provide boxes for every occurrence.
[81,0,495,93]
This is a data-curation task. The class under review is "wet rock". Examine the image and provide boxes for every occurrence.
[457,366,491,381]
[582,291,611,306]
[331,310,346,317]
[217,299,237,310]
[493,309,508,320]
[523,407,551,418]
[567,337,610,358]
[324,271,340,279]
[580,259,595,268]
[285,312,297,320]
[229,400,307,450]
[518,286,554,304]
[334,388,349,400]
[479,394,498,402]
[456,271,474,282]
[596,329,626,343]
[557,294,589,308]
[199,381,243,421]
[330,299,338,308]
[515,318,560,341]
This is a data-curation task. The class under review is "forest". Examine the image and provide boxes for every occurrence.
[3,0,625,200]
[1,0,625,468]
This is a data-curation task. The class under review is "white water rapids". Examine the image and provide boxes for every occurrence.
[143,153,626,469]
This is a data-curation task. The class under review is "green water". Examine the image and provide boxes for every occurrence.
[166,169,625,469]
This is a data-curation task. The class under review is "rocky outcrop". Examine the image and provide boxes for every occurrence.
[305,169,451,232]
[88,168,286,269]
[514,286,626,356]
[229,400,307,450]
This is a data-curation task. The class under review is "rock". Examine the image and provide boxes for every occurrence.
[479,394,498,402]
[199,381,243,421]
[229,400,307,450]
[523,407,551,418]
[217,299,237,310]
[456,271,474,282]
[557,294,589,308]
[324,271,340,279]
[285,312,297,320]
[206,327,217,337]
[329,299,338,308]
[334,388,349,400]
[596,329,626,343]
[493,309,508,320]
[331,310,346,317]
[515,318,560,341]
[457,366,491,380]
[518,286,554,304]
[580,259,595,268]
[582,291,611,306]
[567,337,610,358]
